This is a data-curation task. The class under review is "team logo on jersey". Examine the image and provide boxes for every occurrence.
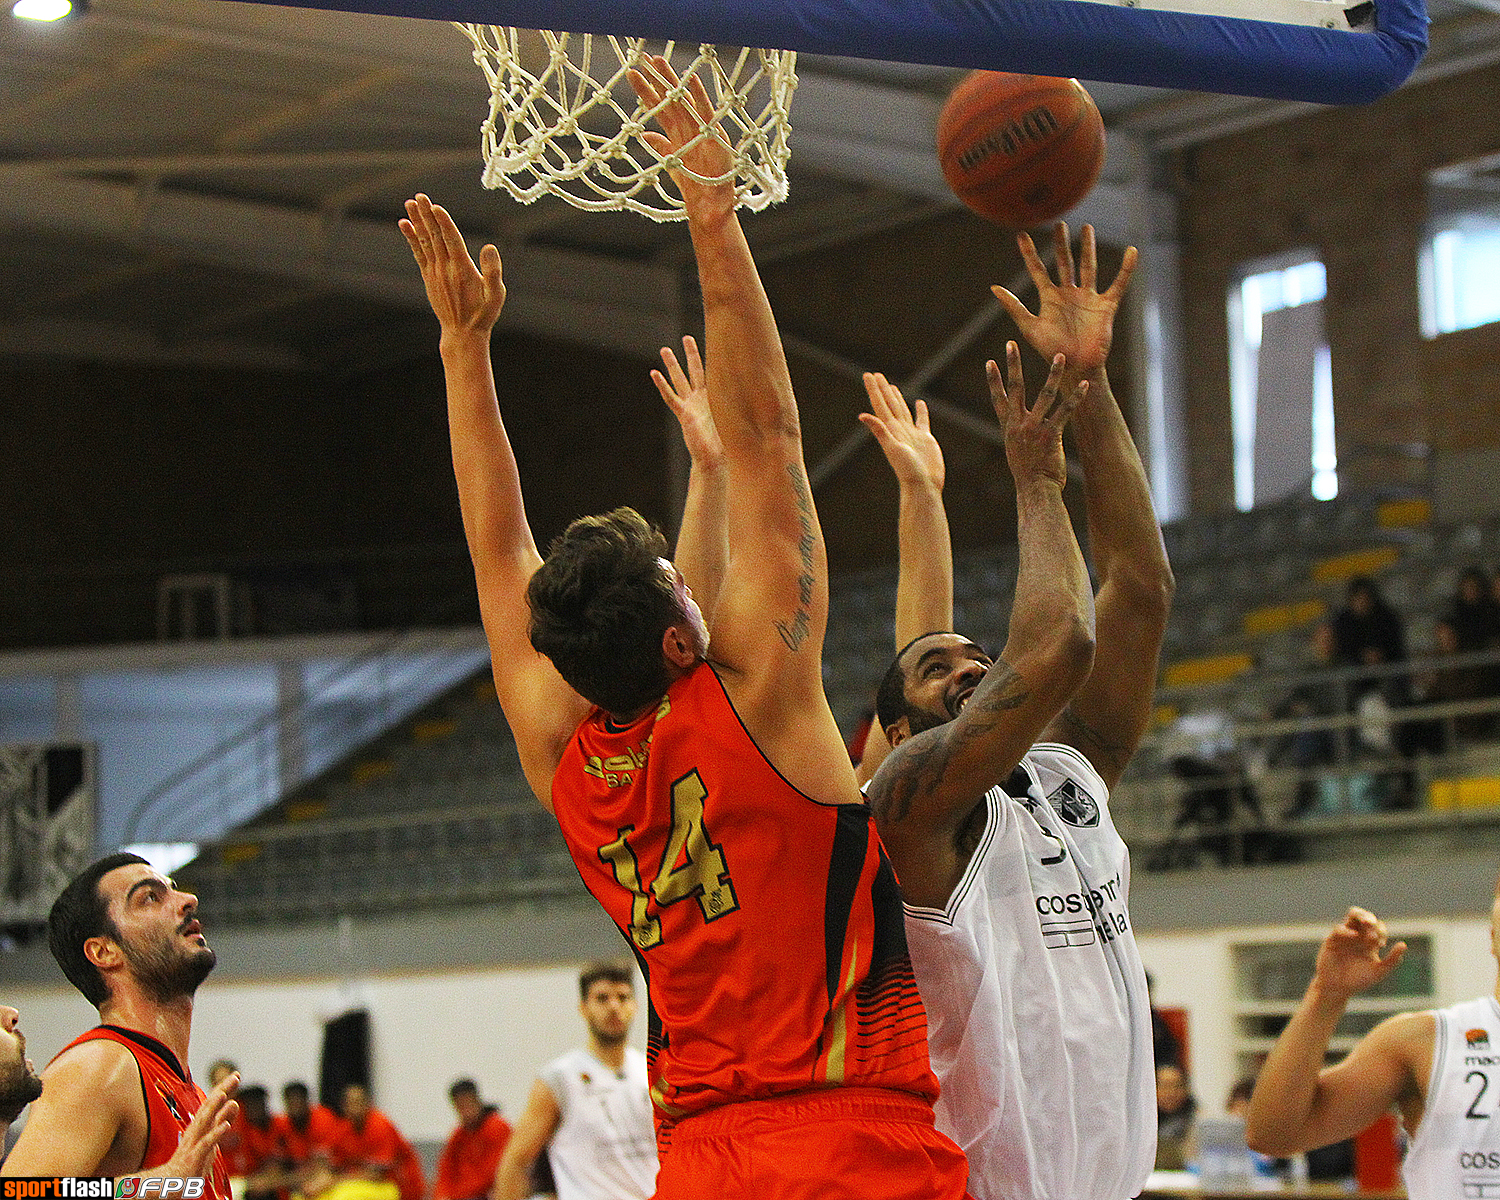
[580,1072,592,1084]
[155,1082,184,1122]
[1049,779,1099,827]
[1468,1028,1491,1049]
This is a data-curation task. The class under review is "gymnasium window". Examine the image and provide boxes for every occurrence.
[1227,255,1335,511]
[1419,205,1500,338]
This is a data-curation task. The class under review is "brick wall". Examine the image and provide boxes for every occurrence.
[1176,60,1500,512]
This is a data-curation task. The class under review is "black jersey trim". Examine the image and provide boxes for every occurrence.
[824,806,870,1003]
[101,1024,190,1083]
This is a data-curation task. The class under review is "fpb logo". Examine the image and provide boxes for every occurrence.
[114,1182,204,1199]
[1468,1028,1491,1050]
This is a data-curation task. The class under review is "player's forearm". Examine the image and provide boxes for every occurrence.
[1006,478,1095,686]
[1246,981,1351,1155]
[440,330,539,564]
[894,479,954,645]
[686,205,799,456]
[1068,369,1173,598]
[674,456,729,624]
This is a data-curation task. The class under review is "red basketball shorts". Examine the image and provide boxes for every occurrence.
[653,1086,970,1199]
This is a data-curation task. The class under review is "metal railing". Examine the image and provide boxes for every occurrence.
[1119,645,1500,868]
[121,627,488,845]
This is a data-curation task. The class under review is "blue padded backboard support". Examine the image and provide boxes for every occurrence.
[229,0,1427,105]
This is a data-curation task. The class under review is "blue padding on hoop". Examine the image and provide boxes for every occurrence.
[237,0,1427,104]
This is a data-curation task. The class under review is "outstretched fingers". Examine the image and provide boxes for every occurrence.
[1052,220,1075,287]
[653,335,703,413]
[1033,352,1080,423]
[985,341,1026,426]
[1106,244,1140,304]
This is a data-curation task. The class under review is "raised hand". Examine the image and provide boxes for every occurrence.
[399,193,506,336]
[627,54,735,217]
[653,335,723,468]
[992,222,1137,379]
[159,1071,238,1176]
[1313,907,1408,999]
[989,344,1086,492]
[859,373,945,493]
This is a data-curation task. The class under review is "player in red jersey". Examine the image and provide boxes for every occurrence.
[397,53,1074,1198]
[271,1080,344,1170]
[0,852,237,1188]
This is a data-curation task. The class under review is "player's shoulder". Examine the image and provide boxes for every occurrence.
[42,1033,140,1112]
[1369,1008,1438,1065]
[49,1030,137,1080]
[1025,740,1108,793]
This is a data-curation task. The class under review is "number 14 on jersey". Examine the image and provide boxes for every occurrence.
[598,769,740,950]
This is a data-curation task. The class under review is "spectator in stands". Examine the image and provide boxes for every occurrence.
[1450,566,1500,653]
[1406,615,1496,751]
[1155,1063,1198,1171]
[1227,1077,1290,1180]
[224,1085,280,1200]
[1332,577,1417,807]
[1332,576,1407,697]
[210,1059,253,1184]
[1273,621,1344,818]
[271,1081,342,1175]
[433,1079,509,1200]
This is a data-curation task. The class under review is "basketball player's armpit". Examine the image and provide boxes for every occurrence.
[1051,703,1129,777]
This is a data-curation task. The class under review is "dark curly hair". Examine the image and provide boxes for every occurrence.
[528,507,685,717]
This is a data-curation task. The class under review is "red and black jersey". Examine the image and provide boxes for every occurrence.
[552,662,938,1144]
[56,1025,231,1198]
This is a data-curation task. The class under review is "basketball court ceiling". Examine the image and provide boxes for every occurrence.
[1,0,1497,374]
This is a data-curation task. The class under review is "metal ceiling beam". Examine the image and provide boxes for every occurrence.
[0,170,681,360]
[0,317,312,369]
[0,37,189,129]
[216,64,409,152]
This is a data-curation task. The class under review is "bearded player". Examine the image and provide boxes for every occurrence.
[0,852,237,1187]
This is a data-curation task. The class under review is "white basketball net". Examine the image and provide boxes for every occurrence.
[457,28,797,221]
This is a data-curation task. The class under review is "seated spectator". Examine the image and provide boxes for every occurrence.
[306,1083,424,1200]
[1155,1063,1198,1171]
[1271,621,1346,818]
[1450,566,1500,653]
[1405,615,1497,751]
[433,1079,510,1200]
[1332,576,1408,706]
[1227,1077,1289,1180]
[271,1081,343,1176]
[224,1085,280,1200]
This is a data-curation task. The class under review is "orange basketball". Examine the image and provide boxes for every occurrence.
[936,72,1105,229]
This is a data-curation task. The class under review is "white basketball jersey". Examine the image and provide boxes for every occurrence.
[540,1046,658,1200]
[1402,995,1500,1200]
[903,744,1156,1200]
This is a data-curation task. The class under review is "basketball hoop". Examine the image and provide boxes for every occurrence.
[457,27,797,221]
